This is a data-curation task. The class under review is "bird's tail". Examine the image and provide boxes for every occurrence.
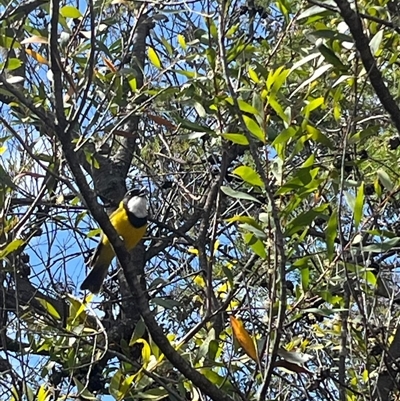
[80,262,109,294]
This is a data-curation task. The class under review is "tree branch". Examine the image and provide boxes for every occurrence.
[333,0,400,135]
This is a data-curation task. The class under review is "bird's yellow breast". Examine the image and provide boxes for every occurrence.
[101,204,147,251]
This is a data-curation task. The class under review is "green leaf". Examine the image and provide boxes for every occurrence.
[148,47,162,68]
[268,96,289,123]
[326,209,337,261]
[291,64,332,98]
[369,30,383,56]
[36,298,61,320]
[240,223,267,240]
[0,36,20,49]
[199,368,233,389]
[298,3,336,19]
[308,30,353,43]
[37,385,49,401]
[243,115,265,142]
[109,370,127,401]
[317,44,348,70]
[137,387,169,399]
[221,133,249,145]
[285,206,328,237]
[129,319,146,346]
[176,117,213,133]
[377,169,393,191]
[60,5,82,18]
[226,98,259,115]
[128,77,137,92]
[244,233,266,258]
[0,239,24,259]
[349,126,379,143]
[354,182,364,228]
[362,238,400,252]
[177,34,186,50]
[301,267,310,291]
[306,125,334,148]
[226,215,262,228]
[248,67,259,83]
[151,298,182,309]
[221,186,261,203]
[232,166,264,187]
[73,378,97,400]
[6,58,23,71]
[272,126,297,146]
[303,97,324,115]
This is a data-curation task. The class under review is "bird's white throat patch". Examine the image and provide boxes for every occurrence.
[127,196,147,218]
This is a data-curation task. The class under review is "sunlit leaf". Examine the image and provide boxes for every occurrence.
[221,133,249,145]
[243,115,265,142]
[354,182,364,229]
[290,64,332,98]
[230,316,257,361]
[243,232,266,258]
[0,239,24,259]
[36,298,61,320]
[60,5,82,18]
[37,385,50,401]
[301,267,309,291]
[248,67,259,83]
[148,47,162,68]
[177,34,186,50]
[25,49,48,65]
[232,166,264,187]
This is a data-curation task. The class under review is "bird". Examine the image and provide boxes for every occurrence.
[80,187,148,294]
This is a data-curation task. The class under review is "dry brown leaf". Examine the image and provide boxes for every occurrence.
[147,114,177,130]
[230,316,257,361]
[102,56,117,73]
[113,130,137,138]
[274,360,312,375]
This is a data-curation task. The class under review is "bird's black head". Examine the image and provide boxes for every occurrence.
[123,187,148,218]
[125,187,148,199]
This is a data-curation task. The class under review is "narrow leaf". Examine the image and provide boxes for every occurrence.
[36,298,61,320]
[354,182,364,228]
[377,169,393,191]
[326,209,337,261]
[25,49,48,65]
[21,35,48,45]
[232,166,264,187]
[230,316,257,361]
[60,5,82,18]
[221,133,249,145]
[369,30,383,56]
[243,115,265,142]
[0,239,24,259]
[102,57,117,72]
[221,186,261,203]
[148,47,162,68]
[177,34,186,50]
[290,64,332,98]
